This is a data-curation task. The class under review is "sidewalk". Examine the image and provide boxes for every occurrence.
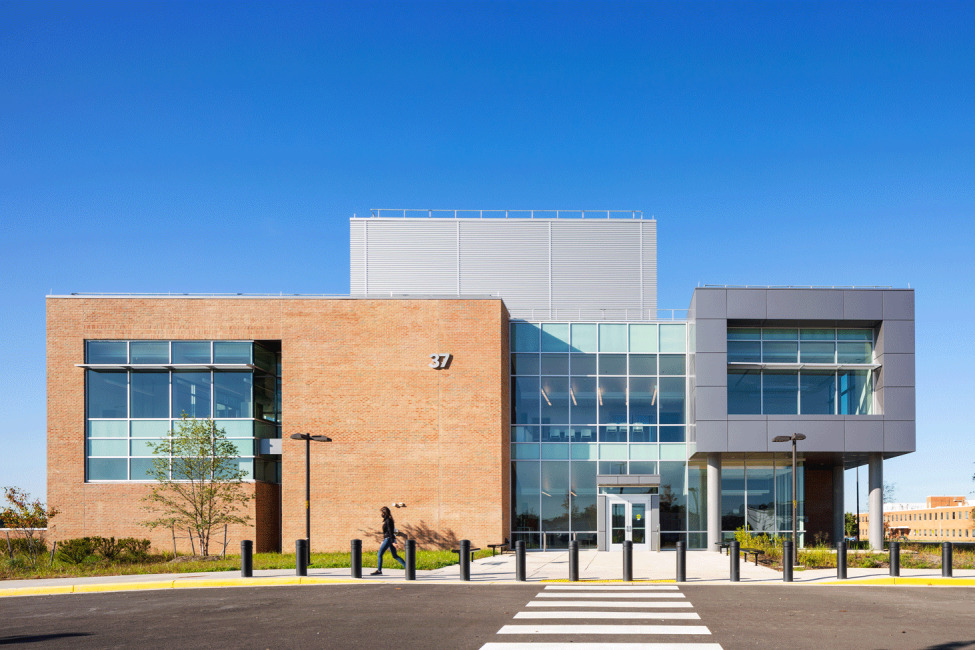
[3,550,973,597]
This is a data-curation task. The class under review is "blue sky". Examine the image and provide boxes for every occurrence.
[2,1,972,512]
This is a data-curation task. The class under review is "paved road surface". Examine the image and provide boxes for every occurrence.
[2,584,973,649]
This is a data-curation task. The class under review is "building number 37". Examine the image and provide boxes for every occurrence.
[428,353,452,369]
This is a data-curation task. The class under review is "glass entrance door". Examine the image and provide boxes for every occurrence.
[607,496,652,551]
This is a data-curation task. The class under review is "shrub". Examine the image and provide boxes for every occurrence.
[2,536,48,558]
[119,538,151,562]
[57,537,99,565]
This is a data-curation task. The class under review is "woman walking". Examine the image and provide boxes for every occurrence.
[371,506,405,575]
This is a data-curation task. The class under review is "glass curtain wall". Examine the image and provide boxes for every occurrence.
[85,340,282,483]
[720,457,806,544]
[511,322,699,549]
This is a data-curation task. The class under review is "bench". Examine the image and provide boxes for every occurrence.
[452,547,481,563]
[487,542,508,556]
[714,542,764,565]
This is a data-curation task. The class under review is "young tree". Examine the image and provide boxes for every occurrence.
[844,512,858,539]
[1,487,59,566]
[883,481,897,504]
[141,416,252,556]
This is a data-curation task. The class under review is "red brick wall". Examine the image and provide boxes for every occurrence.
[47,297,508,553]
[804,467,834,545]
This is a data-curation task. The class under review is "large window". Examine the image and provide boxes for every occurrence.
[721,458,805,543]
[727,328,875,415]
[85,340,281,483]
[510,322,697,549]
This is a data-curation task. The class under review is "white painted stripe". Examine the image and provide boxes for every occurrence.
[545,585,679,591]
[535,592,685,598]
[527,601,694,608]
[515,612,701,620]
[498,624,711,635]
[480,645,723,650]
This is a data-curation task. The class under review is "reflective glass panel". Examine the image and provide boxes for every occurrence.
[87,439,127,456]
[728,328,760,340]
[570,443,597,460]
[511,323,540,352]
[541,461,571,530]
[800,342,835,363]
[800,328,835,340]
[87,370,128,418]
[569,377,597,424]
[216,420,253,437]
[87,341,127,364]
[629,324,657,353]
[837,342,872,363]
[172,372,212,418]
[722,463,746,532]
[837,329,873,341]
[598,324,627,352]
[611,503,626,543]
[629,444,657,460]
[763,341,798,363]
[172,342,211,364]
[629,461,657,474]
[512,426,537,442]
[839,370,872,414]
[800,370,836,414]
[512,377,540,424]
[571,461,597,530]
[629,354,656,375]
[540,443,569,459]
[253,373,277,422]
[540,323,570,352]
[687,460,707,531]
[746,465,775,532]
[659,324,686,353]
[728,370,761,414]
[598,354,626,375]
[130,458,158,480]
[597,377,627,425]
[600,461,627,475]
[659,354,685,375]
[214,372,253,418]
[130,341,169,364]
[569,426,596,444]
[762,329,797,340]
[254,344,276,374]
[540,354,568,375]
[763,370,798,414]
[727,341,761,363]
[570,354,596,375]
[658,377,685,424]
[131,372,169,419]
[512,461,540,531]
[628,377,658,426]
[88,458,127,480]
[629,424,655,442]
[659,461,686,531]
[213,342,252,364]
[660,443,686,459]
[570,324,597,353]
[540,377,570,424]
[632,503,646,543]
[130,439,165,455]
[599,425,627,443]
[131,420,171,437]
[88,420,128,438]
[659,427,685,443]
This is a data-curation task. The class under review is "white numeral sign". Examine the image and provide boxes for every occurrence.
[429,353,451,369]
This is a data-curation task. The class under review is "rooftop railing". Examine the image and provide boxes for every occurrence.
[508,308,687,322]
[703,284,897,290]
[364,209,646,220]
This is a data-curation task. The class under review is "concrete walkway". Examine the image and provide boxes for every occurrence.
[2,550,973,597]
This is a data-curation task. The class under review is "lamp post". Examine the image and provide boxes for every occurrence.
[290,433,332,564]
[772,433,806,564]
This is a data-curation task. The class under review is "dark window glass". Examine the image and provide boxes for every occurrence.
[130,341,169,364]
[214,372,253,418]
[800,342,835,363]
[629,461,657,475]
[837,342,872,364]
[253,373,277,422]
[839,370,872,414]
[658,377,685,424]
[254,344,276,373]
[540,377,570,425]
[541,461,570,530]
[540,354,568,375]
[570,354,596,376]
[598,354,627,375]
[629,354,656,375]
[130,372,169,418]
[659,426,685,442]
[512,377,540,425]
[88,458,127,480]
[569,377,597,424]
[87,341,127,364]
[628,377,658,425]
[728,328,760,340]
[571,461,597,530]
[800,370,836,414]
[87,370,128,418]
[172,372,212,418]
[727,341,761,363]
[214,342,252,364]
[746,465,775,532]
[728,370,761,414]
[659,354,685,376]
[629,424,655,442]
[130,458,160,480]
[763,342,798,363]
[597,377,627,425]
[512,354,539,375]
[687,461,707,531]
[722,465,746,532]
[598,425,627,443]
[763,370,798,414]
[659,461,686,531]
[173,342,211,364]
[599,461,627,475]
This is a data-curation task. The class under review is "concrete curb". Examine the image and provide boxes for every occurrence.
[815,577,975,587]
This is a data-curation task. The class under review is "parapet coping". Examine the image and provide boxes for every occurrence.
[48,294,505,301]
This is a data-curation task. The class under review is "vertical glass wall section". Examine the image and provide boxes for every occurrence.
[510,322,693,547]
[720,457,805,543]
[726,328,875,415]
[85,341,281,483]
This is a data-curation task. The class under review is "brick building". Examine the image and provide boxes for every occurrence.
[46,211,916,553]
[858,497,974,542]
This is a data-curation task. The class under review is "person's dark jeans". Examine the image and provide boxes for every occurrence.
[377,538,405,571]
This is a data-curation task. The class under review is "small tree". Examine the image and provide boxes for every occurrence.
[1,487,59,565]
[142,416,252,556]
[883,481,897,504]
[844,512,858,539]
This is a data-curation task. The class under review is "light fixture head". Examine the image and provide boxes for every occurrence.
[793,433,807,441]
[310,435,332,442]
[772,435,791,443]
[290,433,309,440]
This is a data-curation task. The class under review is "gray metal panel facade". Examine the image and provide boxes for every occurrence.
[350,218,657,317]
[690,287,915,460]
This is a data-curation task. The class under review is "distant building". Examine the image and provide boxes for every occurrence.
[858,496,974,541]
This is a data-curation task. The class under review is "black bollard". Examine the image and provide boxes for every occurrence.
[240,540,253,578]
[730,541,740,582]
[783,541,793,582]
[459,539,471,581]
[676,541,686,583]
[568,540,579,582]
[836,541,847,580]
[515,540,526,581]
[405,539,416,581]
[351,539,362,579]
[622,540,633,582]
[889,541,900,577]
[942,542,953,578]
[296,539,308,577]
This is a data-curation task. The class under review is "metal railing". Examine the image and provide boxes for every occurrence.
[703,284,895,290]
[365,209,646,220]
[508,308,687,322]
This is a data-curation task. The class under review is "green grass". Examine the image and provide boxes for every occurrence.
[0,549,495,581]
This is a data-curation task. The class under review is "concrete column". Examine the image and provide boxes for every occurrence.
[868,453,883,550]
[833,464,845,546]
[707,453,721,551]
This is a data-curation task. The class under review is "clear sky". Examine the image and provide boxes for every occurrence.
[2,1,972,513]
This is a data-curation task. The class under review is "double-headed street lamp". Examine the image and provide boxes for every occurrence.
[290,433,332,563]
[772,433,806,564]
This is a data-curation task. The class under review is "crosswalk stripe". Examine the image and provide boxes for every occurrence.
[545,585,679,591]
[498,624,711,635]
[481,645,723,650]
[535,592,685,598]
[527,600,694,608]
[515,612,701,620]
